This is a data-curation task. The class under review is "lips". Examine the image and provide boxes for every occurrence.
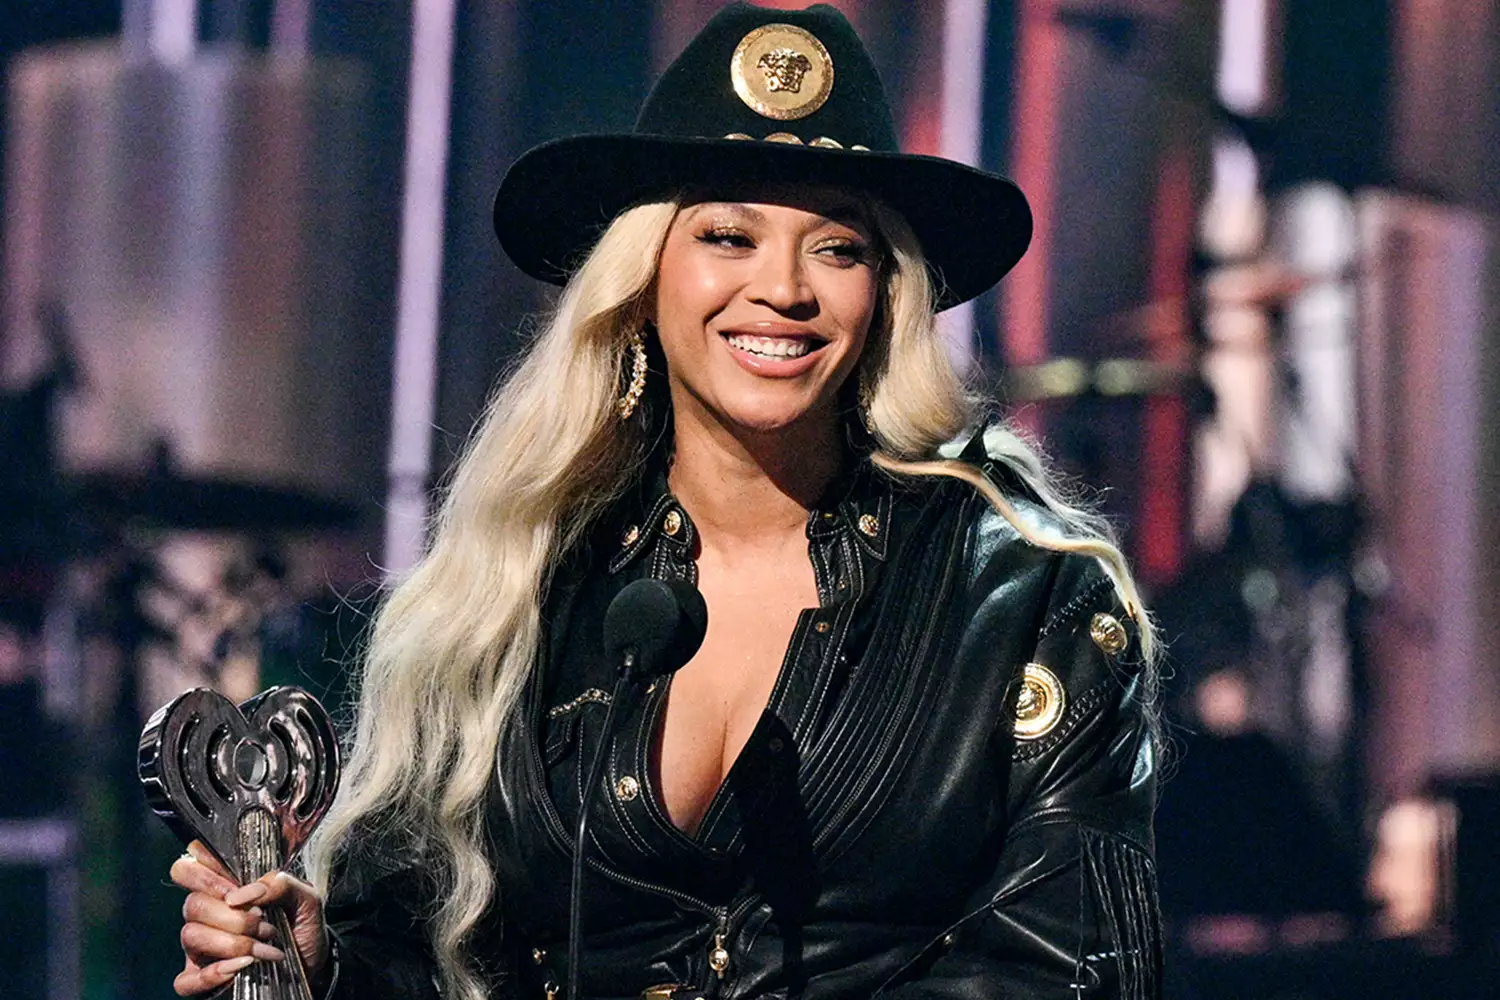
[718,328,828,376]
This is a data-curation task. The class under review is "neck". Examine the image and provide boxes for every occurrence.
[667,402,846,550]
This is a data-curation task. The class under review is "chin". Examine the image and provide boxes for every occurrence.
[720,397,823,436]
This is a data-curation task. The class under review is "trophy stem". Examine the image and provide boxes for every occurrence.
[233,808,313,1000]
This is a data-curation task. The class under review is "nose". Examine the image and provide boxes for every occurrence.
[748,239,816,315]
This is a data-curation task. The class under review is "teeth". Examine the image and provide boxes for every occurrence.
[725,334,816,359]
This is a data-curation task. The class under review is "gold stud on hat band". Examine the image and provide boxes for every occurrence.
[723,131,869,151]
[730,23,834,121]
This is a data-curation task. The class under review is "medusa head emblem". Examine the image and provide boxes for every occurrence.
[757,48,814,93]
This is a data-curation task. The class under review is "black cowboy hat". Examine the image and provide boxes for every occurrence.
[493,2,1032,310]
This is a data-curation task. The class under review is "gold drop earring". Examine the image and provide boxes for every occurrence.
[617,327,649,420]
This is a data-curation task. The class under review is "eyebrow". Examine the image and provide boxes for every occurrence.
[689,201,872,232]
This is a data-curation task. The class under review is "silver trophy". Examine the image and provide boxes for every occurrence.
[140,686,340,1000]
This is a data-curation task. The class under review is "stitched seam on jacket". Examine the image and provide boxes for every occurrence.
[1010,678,1111,761]
[1006,811,1155,859]
[810,486,976,860]
[1037,575,1115,640]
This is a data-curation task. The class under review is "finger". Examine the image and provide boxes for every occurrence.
[170,854,237,900]
[182,891,275,938]
[187,841,235,881]
[225,870,318,910]
[174,955,254,997]
[180,922,286,966]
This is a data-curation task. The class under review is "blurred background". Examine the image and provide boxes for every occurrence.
[1,1,1497,998]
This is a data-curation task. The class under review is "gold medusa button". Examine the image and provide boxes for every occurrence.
[1090,612,1129,656]
[622,524,640,547]
[615,775,640,801]
[857,513,880,536]
[730,23,834,121]
[663,509,683,536]
[1009,663,1066,740]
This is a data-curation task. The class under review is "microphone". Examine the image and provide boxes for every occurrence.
[603,578,709,683]
[568,579,708,998]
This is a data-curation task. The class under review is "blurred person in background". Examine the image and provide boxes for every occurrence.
[166,5,1166,998]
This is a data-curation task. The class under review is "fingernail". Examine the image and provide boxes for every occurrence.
[251,941,287,962]
[186,842,213,865]
[256,920,276,940]
[225,883,268,906]
[247,906,264,920]
[219,956,255,974]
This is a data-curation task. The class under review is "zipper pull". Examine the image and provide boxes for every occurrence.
[708,911,731,980]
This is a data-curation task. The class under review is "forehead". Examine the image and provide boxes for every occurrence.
[676,184,874,229]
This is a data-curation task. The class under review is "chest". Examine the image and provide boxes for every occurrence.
[654,555,821,835]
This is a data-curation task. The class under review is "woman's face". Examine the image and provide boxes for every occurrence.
[651,189,881,437]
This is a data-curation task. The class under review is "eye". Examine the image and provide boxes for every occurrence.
[814,239,875,267]
[696,227,755,250]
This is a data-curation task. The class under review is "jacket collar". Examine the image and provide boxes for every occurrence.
[605,453,894,577]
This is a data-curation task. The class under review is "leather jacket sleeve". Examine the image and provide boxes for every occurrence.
[877,553,1162,999]
[318,837,447,1000]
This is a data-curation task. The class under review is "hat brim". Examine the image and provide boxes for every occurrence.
[492,134,1032,311]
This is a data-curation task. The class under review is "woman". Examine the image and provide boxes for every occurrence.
[170,4,1164,998]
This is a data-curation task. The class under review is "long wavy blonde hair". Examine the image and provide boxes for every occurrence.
[303,195,1159,1000]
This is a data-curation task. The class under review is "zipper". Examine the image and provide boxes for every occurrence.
[707,909,731,980]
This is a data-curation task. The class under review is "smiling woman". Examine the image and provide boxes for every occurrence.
[655,194,878,437]
[166,5,1165,1000]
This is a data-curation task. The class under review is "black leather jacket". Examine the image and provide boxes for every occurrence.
[323,444,1162,1000]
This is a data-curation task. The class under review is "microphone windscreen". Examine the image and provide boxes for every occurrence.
[602,578,709,679]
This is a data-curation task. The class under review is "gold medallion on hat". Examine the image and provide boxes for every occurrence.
[730,23,834,121]
[1009,662,1067,740]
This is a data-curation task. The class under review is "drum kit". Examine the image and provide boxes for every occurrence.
[1,343,352,1000]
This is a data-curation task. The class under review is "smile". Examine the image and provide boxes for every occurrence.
[722,333,824,359]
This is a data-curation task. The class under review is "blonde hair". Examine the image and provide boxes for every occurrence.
[304,195,1159,1000]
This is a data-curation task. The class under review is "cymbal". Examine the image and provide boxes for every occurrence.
[1001,356,1201,403]
[65,470,361,532]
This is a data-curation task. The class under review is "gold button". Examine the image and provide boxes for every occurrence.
[532,947,546,965]
[809,136,843,148]
[1090,612,1128,656]
[814,620,831,633]
[857,513,879,536]
[663,509,683,536]
[622,524,640,546]
[615,775,640,801]
[723,132,754,140]
[1009,662,1066,740]
[764,131,803,144]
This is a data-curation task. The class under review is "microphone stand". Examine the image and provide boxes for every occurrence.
[567,650,638,1000]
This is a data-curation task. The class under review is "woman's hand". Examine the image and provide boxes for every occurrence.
[169,840,330,996]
